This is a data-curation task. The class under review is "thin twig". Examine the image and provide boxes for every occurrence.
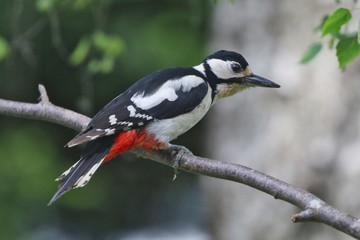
[38,84,50,103]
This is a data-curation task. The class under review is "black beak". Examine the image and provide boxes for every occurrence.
[245,74,280,88]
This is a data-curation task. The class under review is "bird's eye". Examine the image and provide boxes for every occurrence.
[231,63,242,73]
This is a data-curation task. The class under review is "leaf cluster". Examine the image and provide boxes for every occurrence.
[69,31,125,74]
[301,7,360,69]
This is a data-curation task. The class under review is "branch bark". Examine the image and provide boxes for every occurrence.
[1,85,360,239]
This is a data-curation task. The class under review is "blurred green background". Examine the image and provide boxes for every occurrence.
[0,0,212,239]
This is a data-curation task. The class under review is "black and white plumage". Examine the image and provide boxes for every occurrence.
[66,67,209,147]
[48,50,280,205]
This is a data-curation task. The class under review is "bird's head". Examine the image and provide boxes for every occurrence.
[199,50,280,99]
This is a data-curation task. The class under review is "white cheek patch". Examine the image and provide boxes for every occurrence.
[207,59,245,79]
[130,76,204,110]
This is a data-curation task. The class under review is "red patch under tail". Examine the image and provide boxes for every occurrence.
[104,130,166,162]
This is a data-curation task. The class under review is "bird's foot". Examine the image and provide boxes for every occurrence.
[170,144,193,181]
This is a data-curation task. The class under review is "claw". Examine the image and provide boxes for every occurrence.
[171,145,193,180]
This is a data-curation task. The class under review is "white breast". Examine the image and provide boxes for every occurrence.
[145,85,213,143]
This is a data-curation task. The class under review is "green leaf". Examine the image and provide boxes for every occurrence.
[315,15,329,33]
[87,59,101,74]
[98,57,114,73]
[336,35,360,69]
[87,57,115,74]
[322,8,351,36]
[92,31,108,51]
[69,37,91,65]
[104,36,124,57]
[300,42,322,64]
[0,36,9,62]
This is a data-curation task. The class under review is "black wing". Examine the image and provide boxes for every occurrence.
[67,67,208,147]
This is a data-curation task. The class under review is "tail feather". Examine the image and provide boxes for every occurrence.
[48,137,114,206]
[47,157,105,206]
[66,128,106,148]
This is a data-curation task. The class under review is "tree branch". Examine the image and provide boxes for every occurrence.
[0,84,89,131]
[1,85,360,239]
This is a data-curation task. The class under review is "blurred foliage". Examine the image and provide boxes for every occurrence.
[0,36,9,62]
[69,31,125,74]
[0,127,59,239]
[301,2,360,69]
[35,0,94,12]
[0,0,210,238]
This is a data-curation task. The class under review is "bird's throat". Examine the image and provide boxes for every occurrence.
[215,83,248,99]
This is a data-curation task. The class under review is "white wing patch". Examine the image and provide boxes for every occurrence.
[127,105,136,116]
[105,128,116,135]
[118,121,133,127]
[109,114,118,125]
[130,75,204,110]
[127,105,153,120]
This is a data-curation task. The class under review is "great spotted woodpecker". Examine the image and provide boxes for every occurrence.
[48,50,280,205]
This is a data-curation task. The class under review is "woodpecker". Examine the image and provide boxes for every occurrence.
[48,50,280,205]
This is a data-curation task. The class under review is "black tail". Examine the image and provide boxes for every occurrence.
[48,137,114,206]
